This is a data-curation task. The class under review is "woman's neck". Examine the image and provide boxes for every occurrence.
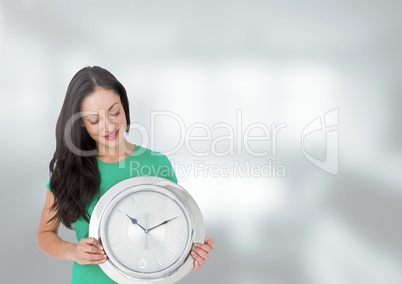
[96,140,135,163]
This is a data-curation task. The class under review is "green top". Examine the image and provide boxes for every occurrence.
[47,145,177,284]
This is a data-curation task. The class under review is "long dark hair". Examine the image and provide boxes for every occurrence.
[49,66,130,228]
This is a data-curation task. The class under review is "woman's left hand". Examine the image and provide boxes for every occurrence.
[191,236,214,271]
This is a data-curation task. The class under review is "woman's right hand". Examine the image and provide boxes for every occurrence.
[72,237,107,265]
[37,191,107,264]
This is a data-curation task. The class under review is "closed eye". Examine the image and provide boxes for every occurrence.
[109,112,120,118]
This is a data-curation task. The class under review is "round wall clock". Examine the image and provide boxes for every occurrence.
[89,176,205,283]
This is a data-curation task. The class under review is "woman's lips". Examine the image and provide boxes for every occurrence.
[104,129,119,140]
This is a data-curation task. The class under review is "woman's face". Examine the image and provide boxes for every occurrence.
[80,87,127,153]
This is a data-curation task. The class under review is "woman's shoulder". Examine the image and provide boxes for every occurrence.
[129,145,178,183]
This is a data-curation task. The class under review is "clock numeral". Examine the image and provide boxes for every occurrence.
[124,251,132,262]
[162,201,169,211]
[156,256,162,266]
[111,241,123,247]
[110,221,119,233]
[168,247,177,255]
[176,230,185,242]
[139,257,147,269]
[145,195,157,207]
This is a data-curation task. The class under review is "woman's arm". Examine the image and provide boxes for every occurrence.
[37,190,106,264]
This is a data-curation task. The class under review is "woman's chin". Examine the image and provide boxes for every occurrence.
[97,138,126,153]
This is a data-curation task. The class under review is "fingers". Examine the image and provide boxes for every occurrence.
[73,237,107,265]
[83,237,104,254]
[204,236,214,249]
[192,244,209,260]
[194,242,212,253]
[192,236,214,271]
[191,248,206,267]
[193,259,201,271]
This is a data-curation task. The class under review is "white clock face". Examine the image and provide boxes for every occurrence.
[100,189,191,275]
[90,177,205,283]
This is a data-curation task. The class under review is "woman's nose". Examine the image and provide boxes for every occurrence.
[105,120,116,132]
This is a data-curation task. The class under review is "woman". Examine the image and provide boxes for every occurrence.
[37,66,214,283]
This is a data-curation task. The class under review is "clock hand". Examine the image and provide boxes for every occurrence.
[120,211,147,232]
[146,217,178,233]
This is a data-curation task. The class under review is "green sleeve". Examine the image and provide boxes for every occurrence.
[160,155,178,183]
[46,179,52,192]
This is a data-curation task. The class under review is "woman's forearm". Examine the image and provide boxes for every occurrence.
[37,230,76,261]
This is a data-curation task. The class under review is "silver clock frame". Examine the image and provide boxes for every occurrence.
[89,176,205,284]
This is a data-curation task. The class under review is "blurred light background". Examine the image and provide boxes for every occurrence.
[1,0,402,283]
